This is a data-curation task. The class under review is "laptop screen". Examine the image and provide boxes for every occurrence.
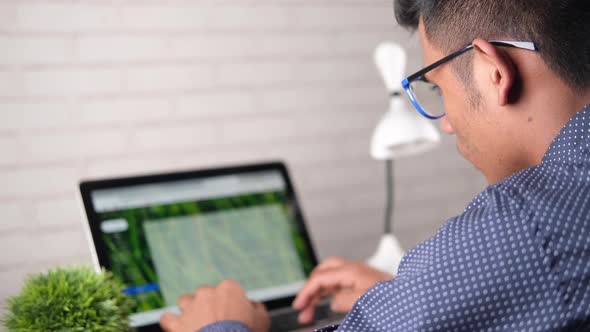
[87,169,314,328]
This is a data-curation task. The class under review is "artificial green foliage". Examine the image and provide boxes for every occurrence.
[2,266,135,332]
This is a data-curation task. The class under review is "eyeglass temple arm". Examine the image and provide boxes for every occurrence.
[405,45,473,82]
[405,40,537,83]
[489,40,537,51]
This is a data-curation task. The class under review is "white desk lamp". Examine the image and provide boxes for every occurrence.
[366,43,441,276]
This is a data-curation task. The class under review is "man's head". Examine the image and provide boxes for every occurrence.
[395,0,590,184]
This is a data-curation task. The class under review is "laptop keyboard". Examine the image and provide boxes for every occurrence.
[270,302,339,332]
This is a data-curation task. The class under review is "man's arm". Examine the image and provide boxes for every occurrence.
[329,202,561,331]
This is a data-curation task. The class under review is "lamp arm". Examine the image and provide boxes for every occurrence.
[384,160,394,234]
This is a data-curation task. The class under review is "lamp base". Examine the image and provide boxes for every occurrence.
[366,233,405,276]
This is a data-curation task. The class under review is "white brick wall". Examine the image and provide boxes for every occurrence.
[0,36,74,64]
[0,101,74,130]
[0,0,486,323]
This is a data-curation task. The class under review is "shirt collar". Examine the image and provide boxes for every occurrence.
[542,104,590,165]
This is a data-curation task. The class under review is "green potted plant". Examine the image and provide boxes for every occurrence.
[2,266,135,332]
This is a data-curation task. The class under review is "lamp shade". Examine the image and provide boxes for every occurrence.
[371,42,441,160]
[371,97,441,160]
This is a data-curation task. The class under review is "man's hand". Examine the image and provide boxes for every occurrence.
[160,279,270,332]
[292,257,392,324]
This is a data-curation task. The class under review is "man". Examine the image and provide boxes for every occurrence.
[160,0,590,331]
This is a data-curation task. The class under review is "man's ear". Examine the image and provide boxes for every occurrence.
[472,38,518,106]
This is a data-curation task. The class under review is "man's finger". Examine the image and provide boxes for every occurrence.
[218,279,249,304]
[308,257,348,282]
[313,257,346,274]
[194,285,214,299]
[297,294,320,324]
[293,268,354,310]
[319,285,341,297]
[330,290,363,313]
[253,301,269,317]
[218,279,243,291]
[177,294,193,311]
[160,312,182,332]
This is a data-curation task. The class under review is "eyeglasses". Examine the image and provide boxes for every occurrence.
[401,40,538,120]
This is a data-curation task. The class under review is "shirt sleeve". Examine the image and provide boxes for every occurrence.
[334,192,562,331]
[196,320,253,332]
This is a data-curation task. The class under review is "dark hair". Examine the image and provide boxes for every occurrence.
[394,0,590,91]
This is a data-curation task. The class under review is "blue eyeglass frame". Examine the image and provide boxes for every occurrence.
[401,40,538,120]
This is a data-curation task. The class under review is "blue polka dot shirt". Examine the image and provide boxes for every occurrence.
[199,104,590,331]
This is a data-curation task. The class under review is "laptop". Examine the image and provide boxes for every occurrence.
[78,161,342,332]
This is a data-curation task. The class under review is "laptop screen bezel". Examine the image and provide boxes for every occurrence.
[79,161,319,330]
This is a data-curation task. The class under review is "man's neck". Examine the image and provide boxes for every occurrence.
[486,87,590,186]
[576,89,590,112]
[521,84,589,161]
